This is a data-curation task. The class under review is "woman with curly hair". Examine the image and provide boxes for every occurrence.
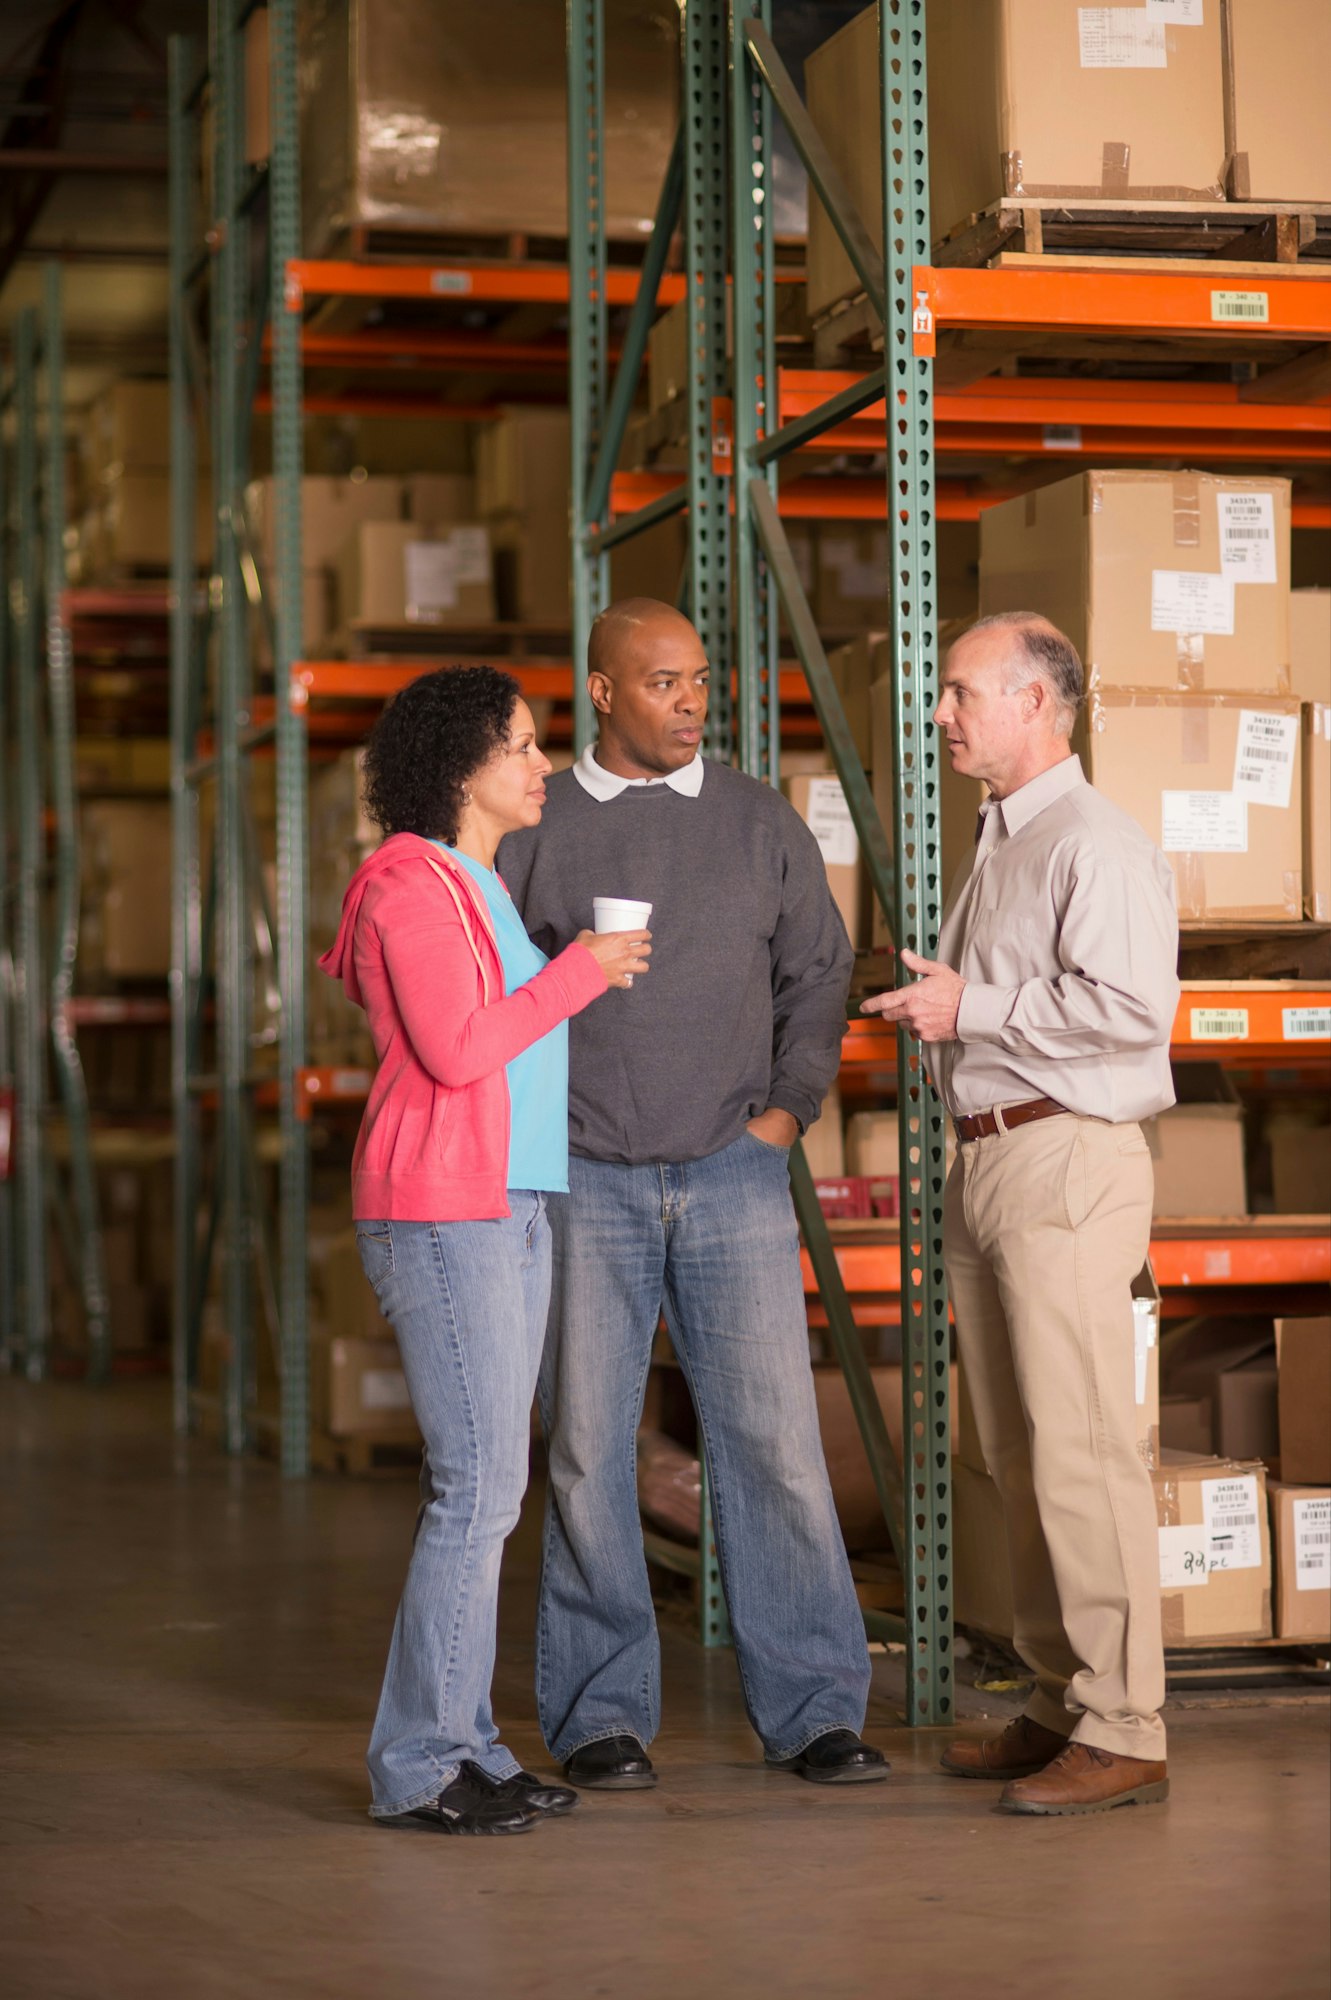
[320,665,650,1837]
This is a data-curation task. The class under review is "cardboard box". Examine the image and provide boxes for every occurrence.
[312,1231,394,1344]
[805,3,1226,319]
[98,471,213,571]
[1144,1066,1247,1218]
[339,520,494,628]
[801,1081,845,1181]
[981,471,1292,697]
[1085,690,1303,923]
[781,773,862,946]
[89,380,199,479]
[815,525,888,634]
[1268,1482,1331,1642]
[316,1336,420,1441]
[75,738,172,795]
[1269,1120,1331,1218]
[1159,1315,1278,1462]
[489,521,569,626]
[245,3,270,163]
[1222,0,1331,202]
[1154,1450,1272,1646]
[81,800,173,976]
[1161,1394,1214,1459]
[1289,591,1331,706]
[1304,703,1331,921]
[814,1362,959,1553]
[406,473,476,526]
[845,1110,897,1179]
[610,512,688,607]
[244,475,404,571]
[1276,1317,1331,1485]
[477,408,571,522]
[299,0,677,253]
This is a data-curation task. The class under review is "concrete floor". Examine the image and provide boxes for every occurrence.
[2,1380,1328,2000]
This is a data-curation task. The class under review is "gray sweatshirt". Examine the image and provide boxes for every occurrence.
[497,759,853,1166]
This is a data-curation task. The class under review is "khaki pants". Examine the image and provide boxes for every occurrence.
[945,1112,1166,1761]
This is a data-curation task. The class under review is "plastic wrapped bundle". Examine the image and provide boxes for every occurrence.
[636,1430,701,1545]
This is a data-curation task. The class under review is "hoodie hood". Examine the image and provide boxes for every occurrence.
[318,832,495,1007]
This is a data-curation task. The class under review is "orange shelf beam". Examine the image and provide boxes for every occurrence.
[284,259,688,313]
[801,1231,1331,1300]
[912,264,1331,348]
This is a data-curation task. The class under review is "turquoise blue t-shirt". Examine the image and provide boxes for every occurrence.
[444,847,569,1194]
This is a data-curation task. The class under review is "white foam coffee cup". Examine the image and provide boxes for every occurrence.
[592,897,652,985]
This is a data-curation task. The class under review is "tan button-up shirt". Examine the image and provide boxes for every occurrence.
[926,755,1179,1124]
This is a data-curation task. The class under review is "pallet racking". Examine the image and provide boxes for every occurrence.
[158,0,1329,1718]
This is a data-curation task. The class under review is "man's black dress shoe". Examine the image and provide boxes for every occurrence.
[507,1768,580,1815]
[383,1762,542,1835]
[766,1728,890,1785]
[563,1734,658,1790]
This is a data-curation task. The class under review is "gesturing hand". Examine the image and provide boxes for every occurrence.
[577,928,652,991]
[860,947,963,1042]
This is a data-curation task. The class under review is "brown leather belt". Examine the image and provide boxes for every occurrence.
[953,1096,1069,1144]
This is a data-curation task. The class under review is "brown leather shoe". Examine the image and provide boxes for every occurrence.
[1000,1740,1168,1816]
[939,1714,1069,1781]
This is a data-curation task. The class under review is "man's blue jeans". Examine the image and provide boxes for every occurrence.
[536,1132,871,1763]
[355,1197,548,1817]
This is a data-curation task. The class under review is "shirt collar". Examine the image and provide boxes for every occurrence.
[992,753,1085,838]
[572,744,706,802]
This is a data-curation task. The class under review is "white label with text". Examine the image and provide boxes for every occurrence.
[1159,1525,1210,1590]
[1078,7,1168,65]
[805,780,859,869]
[1202,1475,1263,1571]
[404,540,458,619]
[1161,790,1248,854]
[1190,1007,1248,1041]
[1212,290,1269,324]
[1146,0,1203,20]
[1283,1007,1331,1042]
[1232,708,1298,809]
[1151,569,1235,636]
[1217,491,1278,583]
[1294,1497,1331,1591]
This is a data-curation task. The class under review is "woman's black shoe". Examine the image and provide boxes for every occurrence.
[563,1734,658,1790]
[384,1765,542,1835]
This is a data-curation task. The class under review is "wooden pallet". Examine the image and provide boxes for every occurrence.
[308,1429,422,1476]
[937,197,1331,271]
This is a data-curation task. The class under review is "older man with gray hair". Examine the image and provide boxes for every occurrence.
[864,611,1180,1816]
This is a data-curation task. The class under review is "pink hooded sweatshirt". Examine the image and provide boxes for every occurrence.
[317,832,607,1222]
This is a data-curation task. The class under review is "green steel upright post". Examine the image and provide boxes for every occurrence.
[682,0,733,762]
[42,263,112,1381]
[0,380,15,1369]
[729,0,778,784]
[13,311,49,1378]
[169,35,205,1433]
[880,0,953,1727]
[211,0,254,1452]
[270,0,311,1476]
[567,0,610,752]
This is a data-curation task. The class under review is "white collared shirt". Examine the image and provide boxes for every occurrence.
[572,744,706,802]
[927,754,1180,1124]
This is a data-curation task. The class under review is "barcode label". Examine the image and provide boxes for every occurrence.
[1212,290,1269,323]
[1190,1008,1248,1040]
[1217,491,1277,583]
[1042,424,1082,450]
[1293,1498,1331,1591]
[1202,1475,1263,1571]
[1283,1007,1331,1042]
[1232,709,1297,809]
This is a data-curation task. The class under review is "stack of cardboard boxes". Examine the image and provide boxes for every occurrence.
[805,0,1331,325]
[72,380,211,580]
[307,748,379,1068]
[308,1226,419,1448]
[981,470,1303,924]
[477,408,571,625]
[956,1307,1330,1647]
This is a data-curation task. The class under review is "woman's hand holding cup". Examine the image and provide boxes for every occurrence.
[578,927,652,990]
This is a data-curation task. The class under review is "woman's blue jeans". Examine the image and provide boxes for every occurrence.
[355,1197,548,1817]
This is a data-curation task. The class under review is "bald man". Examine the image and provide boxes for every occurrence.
[498,599,885,1792]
